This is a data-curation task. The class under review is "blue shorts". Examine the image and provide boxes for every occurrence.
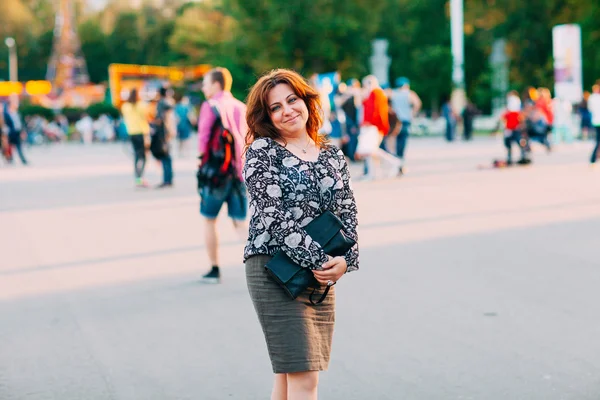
[200,180,247,220]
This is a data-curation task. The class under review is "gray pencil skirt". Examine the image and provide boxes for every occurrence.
[245,255,335,374]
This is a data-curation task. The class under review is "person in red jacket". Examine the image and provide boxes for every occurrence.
[356,75,401,180]
[501,91,527,164]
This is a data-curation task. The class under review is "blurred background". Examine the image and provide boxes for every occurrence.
[2,2,600,399]
[0,0,597,134]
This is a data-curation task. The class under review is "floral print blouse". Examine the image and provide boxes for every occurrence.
[243,137,359,272]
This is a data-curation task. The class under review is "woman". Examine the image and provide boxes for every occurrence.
[243,69,359,400]
[121,89,151,187]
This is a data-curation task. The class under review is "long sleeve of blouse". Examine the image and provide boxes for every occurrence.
[243,138,359,272]
[244,140,329,269]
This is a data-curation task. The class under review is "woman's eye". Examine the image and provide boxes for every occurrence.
[271,106,280,112]
[289,97,297,103]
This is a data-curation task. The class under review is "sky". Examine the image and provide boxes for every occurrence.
[87,0,109,11]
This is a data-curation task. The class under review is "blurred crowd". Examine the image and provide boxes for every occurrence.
[1,75,598,170]
[497,85,600,166]
[0,91,197,168]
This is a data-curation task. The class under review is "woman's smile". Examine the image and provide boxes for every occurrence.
[284,115,300,124]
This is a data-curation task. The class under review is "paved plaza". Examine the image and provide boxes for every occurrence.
[1,137,599,400]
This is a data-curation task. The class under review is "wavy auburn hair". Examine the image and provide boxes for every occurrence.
[245,69,327,148]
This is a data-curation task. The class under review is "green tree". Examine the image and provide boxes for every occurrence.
[79,19,110,83]
[5,0,600,113]
[379,0,452,110]
[169,2,237,62]
[143,20,176,66]
[107,12,143,65]
[578,2,600,88]
[464,0,597,95]
[18,29,53,81]
[22,0,55,34]
[0,0,34,33]
[225,0,386,78]
[0,0,35,79]
[169,1,252,98]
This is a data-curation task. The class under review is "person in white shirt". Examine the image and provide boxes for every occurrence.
[587,84,600,165]
[75,113,94,145]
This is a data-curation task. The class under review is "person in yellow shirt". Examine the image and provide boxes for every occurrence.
[121,89,151,187]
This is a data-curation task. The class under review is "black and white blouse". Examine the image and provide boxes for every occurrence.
[243,137,359,272]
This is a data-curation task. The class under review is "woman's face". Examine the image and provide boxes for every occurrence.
[267,83,309,138]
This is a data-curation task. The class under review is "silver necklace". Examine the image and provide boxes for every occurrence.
[287,137,311,154]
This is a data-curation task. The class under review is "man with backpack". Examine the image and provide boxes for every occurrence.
[197,67,248,283]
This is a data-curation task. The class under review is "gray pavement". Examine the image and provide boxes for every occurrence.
[1,137,600,400]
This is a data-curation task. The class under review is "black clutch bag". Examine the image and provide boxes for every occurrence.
[264,210,356,305]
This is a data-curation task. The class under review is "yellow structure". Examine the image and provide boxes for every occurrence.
[25,81,53,96]
[0,81,53,96]
[108,64,211,107]
[0,82,24,96]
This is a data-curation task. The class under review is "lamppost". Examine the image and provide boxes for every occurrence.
[450,0,464,89]
[450,0,466,117]
[5,37,18,82]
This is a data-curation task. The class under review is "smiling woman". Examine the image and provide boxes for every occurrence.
[245,69,327,151]
[243,69,359,400]
[267,87,307,139]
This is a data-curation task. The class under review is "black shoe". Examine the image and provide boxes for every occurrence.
[201,266,220,283]
[397,167,404,177]
[155,182,173,189]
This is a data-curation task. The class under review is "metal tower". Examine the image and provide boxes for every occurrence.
[46,0,89,89]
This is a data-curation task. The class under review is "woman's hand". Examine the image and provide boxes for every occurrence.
[314,256,347,286]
